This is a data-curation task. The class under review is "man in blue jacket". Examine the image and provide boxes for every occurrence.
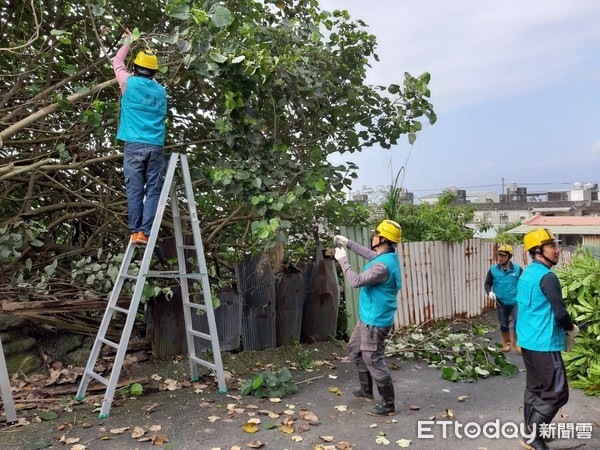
[484,244,522,353]
[333,220,402,416]
[113,30,167,246]
[516,228,579,450]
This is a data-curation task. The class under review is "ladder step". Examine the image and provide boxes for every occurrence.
[177,245,196,250]
[86,370,109,386]
[188,329,211,341]
[190,355,217,371]
[184,302,207,311]
[145,271,206,279]
[99,338,119,350]
[120,274,137,280]
[108,305,130,315]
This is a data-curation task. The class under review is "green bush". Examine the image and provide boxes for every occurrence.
[557,248,600,397]
[240,367,298,398]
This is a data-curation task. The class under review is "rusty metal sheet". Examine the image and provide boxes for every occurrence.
[192,288,242,352]
[301,247,340,342]
[275,269,306,346]
[235,254,276,350]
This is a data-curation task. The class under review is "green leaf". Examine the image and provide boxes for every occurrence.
[231,55,246,64]
[177,40,192,53]
[210,5,234,28]
[37,411,59,421]
[441,366,458,382]
[209,52,227,63]
[167,4,190,19]
[130,383,143,396]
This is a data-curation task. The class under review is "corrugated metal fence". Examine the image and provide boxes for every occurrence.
[340,226,572,330]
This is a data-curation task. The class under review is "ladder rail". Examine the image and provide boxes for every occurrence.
[75,152,227,418]
[180,154,226,392]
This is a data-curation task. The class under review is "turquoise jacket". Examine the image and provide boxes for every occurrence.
[516,262,565,351]
[489,262,521,305]
[359,252,401,327]
[117,76,167,146]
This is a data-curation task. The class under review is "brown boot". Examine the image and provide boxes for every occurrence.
[513,330,522,354]
[501,331,511,352]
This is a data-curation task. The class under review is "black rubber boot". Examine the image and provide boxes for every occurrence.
[520,409,551,450]
[352,371,374,401]
[367,382,395,416]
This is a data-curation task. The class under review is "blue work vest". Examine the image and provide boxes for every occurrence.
[490,262,521,305]
[516,262,565,351]
[117,76,167,146]
[359,251,402,327]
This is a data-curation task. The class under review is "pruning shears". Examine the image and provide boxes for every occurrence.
[577,318,600,330]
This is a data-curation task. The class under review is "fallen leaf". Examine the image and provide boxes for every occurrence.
[131,427,145,438]
[37,411,58,421]
[149,425,162,432]
[370,424,378,428]
[247,418,261,424]
[65,438,80,445]
[335,442,353,450]
[334,405,347,412]
[457,396,468,402]
[246,440,264,448]
[329,387,342,395]
[443,409,454,419]
[243,422,259,433]
[409,405,420,411]
[328,375,338,379]
[269,398,281,403]
[283,410,295,415]
[396,439,411,447]
[279,425,294,434]
[375,434,390,445]
[110,427,130,434]
[295,423,310,433]
[151,434,168,445]
[298,411,318,422]
[207,416,221,422]
[71,445,87,450]
[291,435,303,442]
[151,373,162,381]
[319,436,334,442]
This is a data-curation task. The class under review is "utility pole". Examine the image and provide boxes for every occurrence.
[501,177,505,195]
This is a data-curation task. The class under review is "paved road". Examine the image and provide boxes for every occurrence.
[4,347,599,450]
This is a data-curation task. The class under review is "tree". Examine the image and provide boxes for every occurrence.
[381,177,476,242]
[0,0,435,294]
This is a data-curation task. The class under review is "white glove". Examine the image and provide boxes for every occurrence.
[567,323,580,337]
[564,333,576,352]
[564,324,580,352]
[334,247,347,261]
[334,235,348,248]
[488,292,497,301]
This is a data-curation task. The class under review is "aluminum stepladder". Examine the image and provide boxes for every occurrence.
[0,338,17,424]
[75,152,227,418]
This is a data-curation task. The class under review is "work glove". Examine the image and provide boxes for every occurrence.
[488,291,497,301]
[567,323,580,337]
[334,247,347,261]
[334,235,349,248]
[564,324,580,352]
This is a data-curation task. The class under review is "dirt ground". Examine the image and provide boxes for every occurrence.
[1,316,599,450]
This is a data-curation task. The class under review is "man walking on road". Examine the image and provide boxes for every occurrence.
[517,228,579,450]
[113,30,167,246]
[333,220,402,416]
[484,244,522,353]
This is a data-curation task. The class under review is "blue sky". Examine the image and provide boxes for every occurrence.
[323,0,600,201]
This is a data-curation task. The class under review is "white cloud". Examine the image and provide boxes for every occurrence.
[322,0,600,111]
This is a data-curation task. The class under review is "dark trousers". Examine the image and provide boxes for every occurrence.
[521,348,569,416]
[347,319,392,385]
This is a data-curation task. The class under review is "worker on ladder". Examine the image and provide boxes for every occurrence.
[112,29,167,246]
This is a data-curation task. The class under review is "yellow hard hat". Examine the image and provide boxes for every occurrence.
[523,228,559,251]
[376,220,402,243]
[134,50,159,70]
[497,244,513,256]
